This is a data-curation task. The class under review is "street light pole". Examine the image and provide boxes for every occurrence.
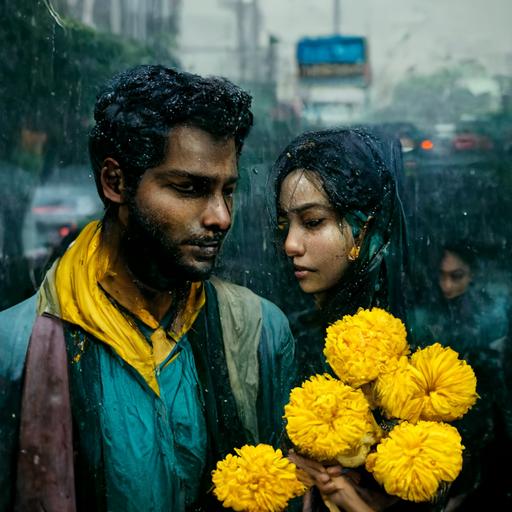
[333,0,341,34]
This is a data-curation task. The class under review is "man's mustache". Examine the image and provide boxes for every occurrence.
[183,234,226,246]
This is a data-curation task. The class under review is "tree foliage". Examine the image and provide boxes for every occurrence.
[373,64,501,127]
[0,0,179,308]
[0,0,179,166]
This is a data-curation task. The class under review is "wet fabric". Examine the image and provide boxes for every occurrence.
[0,296,37,512]
[65,317,208,510]
[16,314,76,512]
[0,275,295,512]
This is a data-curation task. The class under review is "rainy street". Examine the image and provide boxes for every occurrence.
[1,1,512,511]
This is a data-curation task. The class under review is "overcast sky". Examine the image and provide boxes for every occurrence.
[179,0,512,104]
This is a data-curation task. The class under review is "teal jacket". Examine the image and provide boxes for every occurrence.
[0,278,295,511]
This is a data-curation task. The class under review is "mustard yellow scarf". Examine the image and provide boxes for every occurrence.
[54,221,204,394]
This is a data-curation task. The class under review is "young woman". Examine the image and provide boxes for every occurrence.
[273,128,419,511]
[274,128,408,383]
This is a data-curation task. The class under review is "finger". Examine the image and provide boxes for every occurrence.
[296,469,314,487]
[288,452,330,478]
[326,465,343,477]
[317,480,340,495]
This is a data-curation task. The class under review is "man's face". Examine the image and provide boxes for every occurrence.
[122,125,238,288]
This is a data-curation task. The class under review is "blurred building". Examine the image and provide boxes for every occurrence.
[54,0,182,41]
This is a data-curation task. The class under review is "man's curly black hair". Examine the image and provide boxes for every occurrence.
[89,64,253,204]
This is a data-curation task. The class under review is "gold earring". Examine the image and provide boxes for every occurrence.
[348,216,372,261]
[348,245,360,261]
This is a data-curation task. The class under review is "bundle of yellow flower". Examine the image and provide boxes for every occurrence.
[284,374,381,467]
[374,343,478,422]
[212,444,305,512]
[365,421,463,502]
[324,308,409,387]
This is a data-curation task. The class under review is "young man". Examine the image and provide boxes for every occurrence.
[0,65,295,511]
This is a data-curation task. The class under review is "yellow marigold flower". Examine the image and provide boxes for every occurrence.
[212,444,305,512]
[412,343,477,421]
[374,343,478,422]
[284,374,381,467]
[366,421,463,502]
[324,308,409,387]
[373,356,425,422]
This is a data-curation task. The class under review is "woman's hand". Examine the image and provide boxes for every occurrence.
[288,449,344,486]
[288,450,378,512]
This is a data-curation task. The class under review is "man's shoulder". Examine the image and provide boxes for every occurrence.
[0,295,37,381]
[208,276,289,325]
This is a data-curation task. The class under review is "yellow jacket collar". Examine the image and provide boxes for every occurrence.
[43,220,205,395]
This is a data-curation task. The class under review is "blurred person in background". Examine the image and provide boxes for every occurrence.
[410,242,512,510]
[0,64,295,512]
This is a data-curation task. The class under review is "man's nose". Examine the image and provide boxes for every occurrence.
[203,195,232,232]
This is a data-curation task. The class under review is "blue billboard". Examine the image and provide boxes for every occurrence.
[297,35,366,65]
[297,35,369,81]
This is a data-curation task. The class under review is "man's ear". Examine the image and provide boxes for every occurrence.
[100,158,126,204]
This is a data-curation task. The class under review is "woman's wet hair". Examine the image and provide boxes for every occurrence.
[89,64,253,204]
[273,128,408,325]
[442,242,478,270]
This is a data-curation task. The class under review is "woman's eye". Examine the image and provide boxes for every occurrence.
[304,219,324,228]
[277,218,288,231]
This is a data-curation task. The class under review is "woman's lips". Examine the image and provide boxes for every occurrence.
[294,265,314,279]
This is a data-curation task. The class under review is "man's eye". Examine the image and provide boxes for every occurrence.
[223,187,236,198]
[172,183,196,193]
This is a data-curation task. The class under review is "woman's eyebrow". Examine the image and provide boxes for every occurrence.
[284,202,332,214]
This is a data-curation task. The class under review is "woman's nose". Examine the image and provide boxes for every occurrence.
[284,227,305,257]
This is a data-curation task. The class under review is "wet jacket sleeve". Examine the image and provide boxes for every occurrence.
[256,298,296,447]
[0,296,37,511]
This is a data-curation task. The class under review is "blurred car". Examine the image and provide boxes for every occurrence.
[23,168,103,257]
[451,120,495,152]
[368,122,439,171]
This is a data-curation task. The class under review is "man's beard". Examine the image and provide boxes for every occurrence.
[120,202,222,291]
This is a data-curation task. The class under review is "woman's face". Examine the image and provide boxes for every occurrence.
[278,169,355,302]
[439,250,472,300]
